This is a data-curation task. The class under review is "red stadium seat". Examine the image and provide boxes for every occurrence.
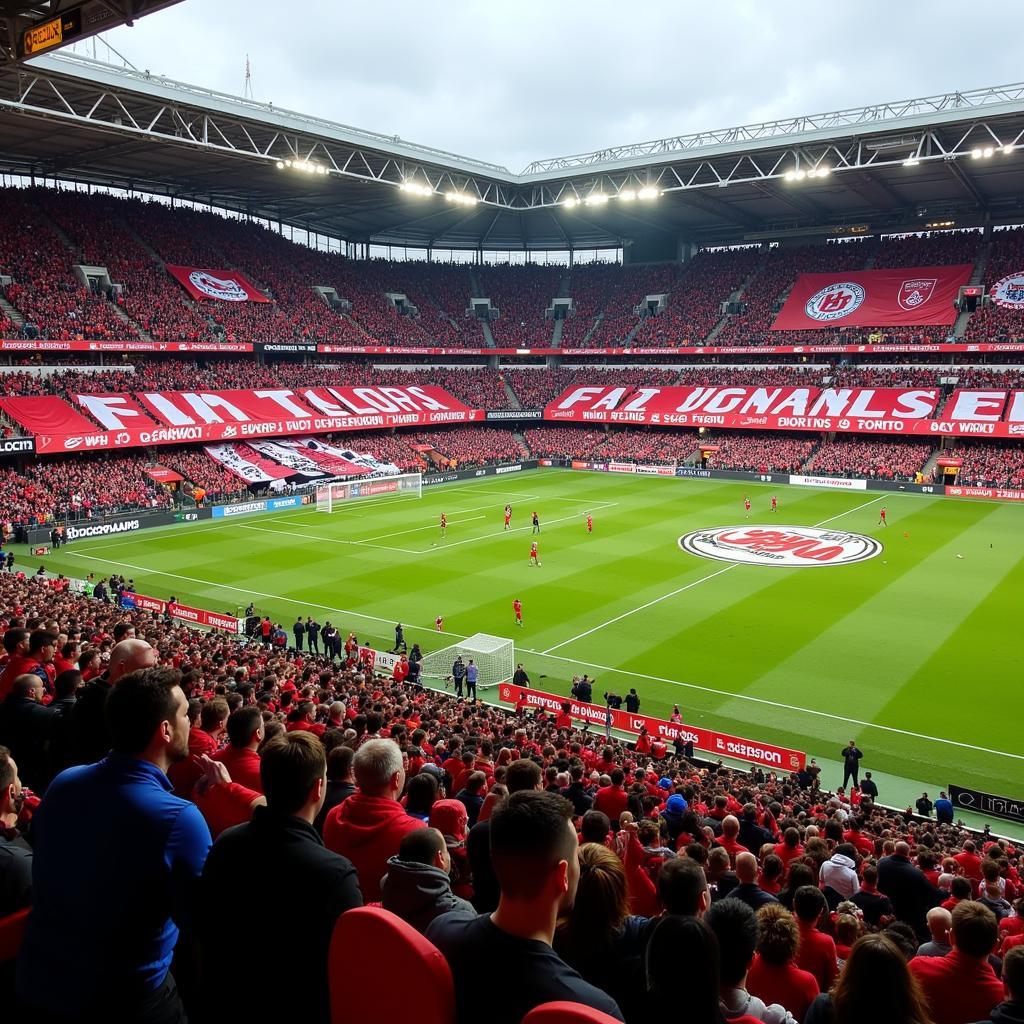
[328,906,454,1024]
[0,906,30,963]
[522,1001,625,1024]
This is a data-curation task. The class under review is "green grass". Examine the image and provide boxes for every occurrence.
[25,469,1024,822]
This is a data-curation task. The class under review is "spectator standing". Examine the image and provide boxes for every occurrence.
[935,791,955,825]
[987,947,1024,1024]
[877,841,941,939]
[17,667,211,1022]
[465,659,478,701]
[211,705,264,792]
[322,738,424,900]
[381,827,474,932]
[0,674,55,792]
[840,741,863,789]
[313,745,356,835]
[909,901,1006,1024]
[467,757,542,913]
[198,731,361,1024]
[746,904,820,1022]
[793,886,839,992]
[427,790,624,1024]
[728,851,781,911]
[917,907,954,957]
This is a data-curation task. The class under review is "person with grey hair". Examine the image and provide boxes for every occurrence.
[323,737,425,899]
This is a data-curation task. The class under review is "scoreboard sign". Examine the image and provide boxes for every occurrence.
[22,10,83,56]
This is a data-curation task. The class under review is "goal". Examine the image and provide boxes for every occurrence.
[419,632,514,692]
[315,472,421,512]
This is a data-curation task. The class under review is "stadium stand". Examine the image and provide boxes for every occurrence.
[1,571,1018,1023]
[707,432,820,473]
[944,441,1024,487]
[967,226,1024,343]
[476,264,563,346]
[809,438,935,481]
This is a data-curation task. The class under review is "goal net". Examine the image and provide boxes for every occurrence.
[316,472,421,512]
[419,632,514,692]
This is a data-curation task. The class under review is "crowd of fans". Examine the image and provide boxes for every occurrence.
[0,571,1019,1024]
[6,187,1019,355]
[708,433,820,474]
[810,438,934,482]
[943,443,1024,488]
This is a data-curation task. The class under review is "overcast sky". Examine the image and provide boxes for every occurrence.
[89,1,1022,173]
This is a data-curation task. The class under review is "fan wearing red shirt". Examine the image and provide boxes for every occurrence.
[954,841,984,891]
[910,901,1006,1024]
[593,768,629,827]
[773,828,805,879]
[715,815,750,866]
[323,738,425,900]
[793,886,839,992]
[213,706,264,792]
[842,819,875,858]
[168,697,229,798]
[746,904,819,1021]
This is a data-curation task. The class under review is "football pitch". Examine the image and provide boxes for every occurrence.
[33,469,1024,824]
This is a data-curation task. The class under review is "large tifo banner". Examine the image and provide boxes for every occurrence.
[497,683,806,771]
[545,384,1024,438]
[771,265,972,330]
[0,386,482,454]
[205,438,401,484]
[165,265,270,303]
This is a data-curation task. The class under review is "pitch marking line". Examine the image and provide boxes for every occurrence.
[517,647,1024,763]
[62,550,467,639]
[540,495,885,655]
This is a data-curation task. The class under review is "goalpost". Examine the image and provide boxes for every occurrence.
[419,632,515,692]
[315,472,422,512]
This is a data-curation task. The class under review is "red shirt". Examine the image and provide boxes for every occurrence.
[909,950,1005,1024]
[773,842,805,875]
[212,745,263,792]
[746,956,818,1022]
[843,829,875,857]
[715,833,749,864]
[796,920,838,991]
[593,785,629,824]
[167,727,219,797]
[954,851,984,885]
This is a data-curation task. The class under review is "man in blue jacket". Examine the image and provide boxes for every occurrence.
[18,666,211,1023]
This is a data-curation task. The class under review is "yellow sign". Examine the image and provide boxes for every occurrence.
[22,15,65,56]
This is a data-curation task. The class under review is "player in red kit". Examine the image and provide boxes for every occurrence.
[435,615,444,632]
[744,497,751,518]
[770,496,777,513]
[529,541,540,566]
[878,506,887,527]
[513,598,523,626]
[504,503,512,530]
[586,513,593,533]
[440,513,447,536]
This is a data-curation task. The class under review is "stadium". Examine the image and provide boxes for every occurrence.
[0,3,1022,1022]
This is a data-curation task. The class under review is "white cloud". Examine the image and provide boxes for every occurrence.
[90,0,1022,172]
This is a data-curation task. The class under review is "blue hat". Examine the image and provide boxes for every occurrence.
[658,778,672,790]
[666,794,688,814]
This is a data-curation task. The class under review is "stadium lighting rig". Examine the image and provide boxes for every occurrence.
[399,181,435,197]
[276,159,328,175]
[563,185,659,208]
[784,165,830,182]
[445,191,478,206]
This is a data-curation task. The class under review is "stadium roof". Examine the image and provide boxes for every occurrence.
[2,51,1024,251]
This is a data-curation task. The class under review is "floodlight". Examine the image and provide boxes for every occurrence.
[983,146,994,158]
[971,148,983,159]
[275,160,284,170]
[903,157,920,167]
[584,193,608,205]
[563,197,578,208]
[1003,145,1014,155]
[619,189,637,201]
[637,186,659,199]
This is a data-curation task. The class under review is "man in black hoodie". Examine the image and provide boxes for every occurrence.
[381,827,474,933]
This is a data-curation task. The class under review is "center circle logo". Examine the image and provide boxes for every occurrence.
[188,271,248,302]
[804,281,866,322]
[678,526,882,568]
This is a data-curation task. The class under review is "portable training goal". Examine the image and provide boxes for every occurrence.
[419,632,514,691]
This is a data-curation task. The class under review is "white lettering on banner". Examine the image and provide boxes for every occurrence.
[495,464,523,474]
[76,395,142,430]
[790,475,868,490]
[67,519,141,540]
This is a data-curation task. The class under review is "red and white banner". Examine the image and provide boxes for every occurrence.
[0,385,482,454]
[166,265,270,303]
[945,485,1024,502]
[545,384,1024,438]
[497,683,805,771]
[275,437,400,477]
[144,466,183,484]
[0,339,254,353]
[771,266,972,330]
[319,342,1024,357]
[130,592,243,633]
[205,443,297,484]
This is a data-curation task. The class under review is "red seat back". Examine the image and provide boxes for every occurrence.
[328,906,454,1024]
[523,1002,624,1024]
[0,907,30,963]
